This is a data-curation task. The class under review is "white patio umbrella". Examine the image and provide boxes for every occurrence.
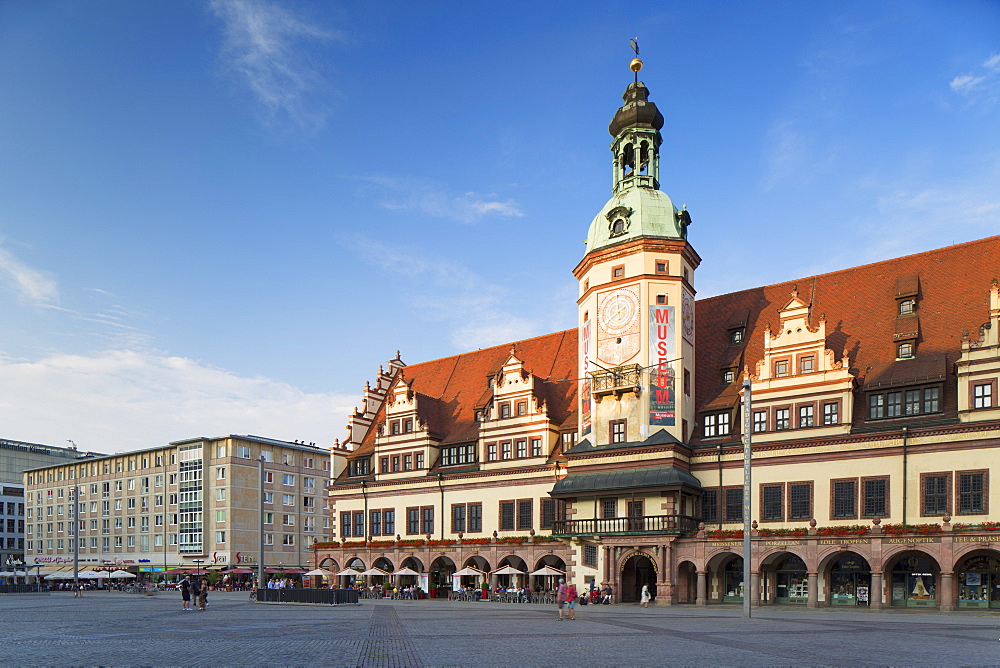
[43,572,72,580]
[303,568,335,577]
[107,570,136,579]
[530,566,565,576]
[492,565,526,575]
[392,567,420,576]
[360,567,389,577]
[453,567,485,577]
[333,568,362,577]
[77,570,106,579]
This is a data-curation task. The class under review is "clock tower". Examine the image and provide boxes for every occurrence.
[573,55,700,447]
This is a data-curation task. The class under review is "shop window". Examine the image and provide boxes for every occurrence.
[774,408,790,430]
[957,471,987,515]
[921,473,951,516]
[761,484,784,521]
[862,477,889,518]
[610,419,627,443]
[724,488,743,523]
[832,479,857,519]
[788,482,812,520]
[890,556,936,607]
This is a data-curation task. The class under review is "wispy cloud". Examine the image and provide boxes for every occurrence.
[0,350,354,452]
[0,240,58,303]
[950,53,1000,104]
[210,0,342,131]
[353,238,539,350]
[358,176,524,224]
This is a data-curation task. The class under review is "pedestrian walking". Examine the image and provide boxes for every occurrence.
[640,583,651,608]
[566,584,578,620]
[180,577,191,611]
[198,580,208,610]
[555,578,568,620]
[191,578,202,611]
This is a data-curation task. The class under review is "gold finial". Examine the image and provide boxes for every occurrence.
[628,38,643,79]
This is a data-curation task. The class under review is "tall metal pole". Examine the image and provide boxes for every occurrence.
[741,379,752,619]
[258,456,265,589]
[73,484,80,597]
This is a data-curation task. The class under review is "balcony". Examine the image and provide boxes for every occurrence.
[551,514,699,537]
[590,364,642,398]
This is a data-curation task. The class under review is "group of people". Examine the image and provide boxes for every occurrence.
[555,581,619,618]
[178,577,207,611]
[264,577,298,589]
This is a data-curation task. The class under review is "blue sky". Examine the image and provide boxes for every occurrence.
[1,1,998,452]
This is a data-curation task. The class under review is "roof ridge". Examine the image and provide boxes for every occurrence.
[698,234,1000,305]
[401,329,576,372]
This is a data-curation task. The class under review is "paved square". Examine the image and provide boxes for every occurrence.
[1,591,997,666]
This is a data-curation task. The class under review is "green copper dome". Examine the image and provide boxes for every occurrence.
[585,187,688,254]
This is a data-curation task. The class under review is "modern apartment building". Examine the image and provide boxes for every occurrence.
[1,438,99,570]
[24,435,331,576]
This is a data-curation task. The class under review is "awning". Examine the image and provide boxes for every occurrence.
[550,465,702,497]
[530,566,565,577]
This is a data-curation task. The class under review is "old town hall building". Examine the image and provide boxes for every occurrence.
[315,58,1000,611]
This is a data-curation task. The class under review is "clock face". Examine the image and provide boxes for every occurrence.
[597,286,641,365]
[598,287,641,336]
[682,292,695,342]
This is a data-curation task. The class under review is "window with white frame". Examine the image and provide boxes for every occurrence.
[974,383,993,409]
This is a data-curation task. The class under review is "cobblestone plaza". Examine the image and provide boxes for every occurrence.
[1,591,997,666]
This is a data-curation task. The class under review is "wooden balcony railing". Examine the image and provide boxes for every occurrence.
[551,514,700,536]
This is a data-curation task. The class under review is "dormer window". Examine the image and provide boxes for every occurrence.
[730,329,744,345]
[899,299,915,315]
[474,410,483,423]
[611,219,626,235]
[897,342,915,359]
[722,369,735,384]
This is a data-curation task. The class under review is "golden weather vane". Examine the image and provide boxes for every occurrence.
[628,37,643,83]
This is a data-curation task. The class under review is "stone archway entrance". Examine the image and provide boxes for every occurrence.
[956,552,1000,609]
[429,556,456,598]
[621,553,656,603]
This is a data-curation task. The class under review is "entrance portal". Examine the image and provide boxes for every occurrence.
[829,553,871,606]
[621,553,656,603]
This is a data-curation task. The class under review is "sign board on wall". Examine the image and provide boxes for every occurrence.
[649,305,676,426]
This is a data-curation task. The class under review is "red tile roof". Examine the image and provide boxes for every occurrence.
[348,329,578,459]
[344,235,1000,462]
[694,235,1000,434]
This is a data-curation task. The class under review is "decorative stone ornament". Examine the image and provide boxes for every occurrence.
[606,206,633,238]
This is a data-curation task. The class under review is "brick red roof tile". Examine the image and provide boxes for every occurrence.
[694,235,1000,434]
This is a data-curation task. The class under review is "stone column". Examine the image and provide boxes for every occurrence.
[939,572,955,611]
[658,543,674,605]
[602,546,611,584]
[807,571,819,608]
[696,570,707,606]
[750,570,761,607]
[869,571,883,610]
